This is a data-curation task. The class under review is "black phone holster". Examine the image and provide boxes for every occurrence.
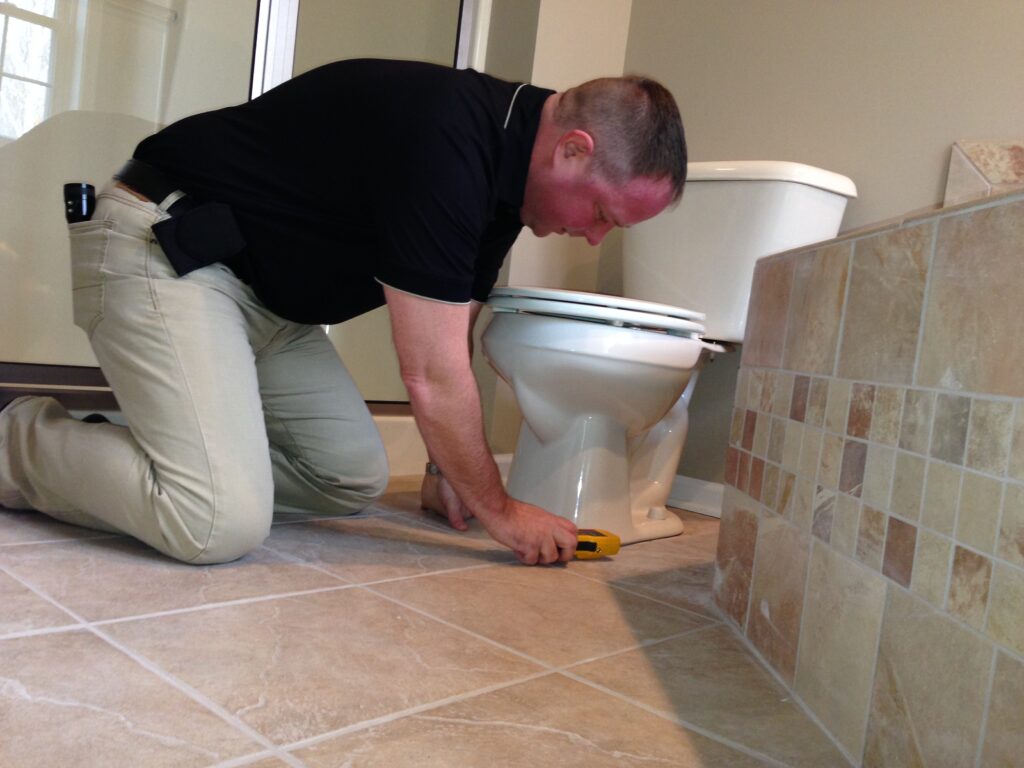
[151,200,246,277]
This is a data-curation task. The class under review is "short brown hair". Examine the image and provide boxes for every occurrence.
[553,76,687,203]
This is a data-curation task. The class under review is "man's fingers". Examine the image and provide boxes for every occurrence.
[516,548,538,565]
[448,509,469,531]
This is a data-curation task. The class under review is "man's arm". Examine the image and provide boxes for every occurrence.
[383,285,577,564]
[418,298,485,532]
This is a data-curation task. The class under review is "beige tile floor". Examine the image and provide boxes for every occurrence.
[0,479,851,767]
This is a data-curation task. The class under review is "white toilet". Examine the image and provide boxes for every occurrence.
[483,161,857,544]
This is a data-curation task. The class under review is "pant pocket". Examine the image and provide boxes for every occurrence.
[68,219,115,337]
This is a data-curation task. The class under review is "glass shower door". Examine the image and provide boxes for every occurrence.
[0,0,259,367]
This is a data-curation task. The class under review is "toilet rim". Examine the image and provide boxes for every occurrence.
[490,286,706,322]
[488,287,727,351]
[489,295,708,339]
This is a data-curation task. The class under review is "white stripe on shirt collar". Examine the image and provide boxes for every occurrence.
[504,83,528,130]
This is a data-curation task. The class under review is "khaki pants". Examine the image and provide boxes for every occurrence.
[0,183,388,563]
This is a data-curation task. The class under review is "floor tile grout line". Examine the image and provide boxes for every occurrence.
[269,624,721,758]
[973,649,999,768]
[558,668,791,768]
[353,560,511,587]
[208,748,308,768]
[3,581,363,637]
[89,625,309,768]
[360,583,560,670]
[257,542,361,582]
[368,581,712,671]
[3,560,507,642]
[0,563,85,630]
[716,609,860,767]
[363,581,721,674]
[0,621,85,642]
[273,669,557,757]
[0,503,404,548]
[88,582,356,626]
[356,584,803,755]
[0,564,306,768]
[256,622,731,759]
[0,532,124,548]
[5,531,513,639]
[260,543,513,587]
[566,567,721,624]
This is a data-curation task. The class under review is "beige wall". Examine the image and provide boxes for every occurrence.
[293,0,460,74]
[624,0,1024,231]
[483,0,540,83]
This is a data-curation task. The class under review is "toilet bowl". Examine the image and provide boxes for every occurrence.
[486,161,857,544]
[483,287,722,542]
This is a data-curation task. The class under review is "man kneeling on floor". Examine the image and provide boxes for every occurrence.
[0,59,686,566]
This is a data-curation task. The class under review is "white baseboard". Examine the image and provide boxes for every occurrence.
[668,475,724,519]
[67,408,722,517]
[65,409,436,479]
[493,452,513,482]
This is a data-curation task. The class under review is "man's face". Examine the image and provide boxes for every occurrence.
[521,137,675,246]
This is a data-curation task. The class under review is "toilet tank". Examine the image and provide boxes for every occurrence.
[622,161,857,343]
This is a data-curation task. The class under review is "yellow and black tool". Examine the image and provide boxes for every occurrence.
[575,529,621,559]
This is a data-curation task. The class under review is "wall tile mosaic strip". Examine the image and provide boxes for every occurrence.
[727,371,1024,652]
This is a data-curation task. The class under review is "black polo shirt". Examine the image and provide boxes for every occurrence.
[133,59,552,325]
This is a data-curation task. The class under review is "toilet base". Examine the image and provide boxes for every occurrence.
[618,505,685,545]
[505,416,688,546]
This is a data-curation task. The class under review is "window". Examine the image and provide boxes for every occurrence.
[0,0,59,141]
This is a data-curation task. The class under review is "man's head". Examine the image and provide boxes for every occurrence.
[521,76,686,246]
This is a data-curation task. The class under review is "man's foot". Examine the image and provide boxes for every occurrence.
[0,394,34,510]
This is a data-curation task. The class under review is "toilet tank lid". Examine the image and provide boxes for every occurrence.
[687,161,858,198]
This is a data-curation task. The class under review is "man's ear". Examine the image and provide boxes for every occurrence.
[555,129,595,162]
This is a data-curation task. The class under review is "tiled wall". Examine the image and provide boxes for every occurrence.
[714,189,1024,766]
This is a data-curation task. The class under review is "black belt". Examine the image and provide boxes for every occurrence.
[113,158,246,276]
[114,158,185,211]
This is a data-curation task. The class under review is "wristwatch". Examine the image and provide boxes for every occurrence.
[425,462,441,476]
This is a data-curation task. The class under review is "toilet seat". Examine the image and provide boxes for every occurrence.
[489,286,706,338]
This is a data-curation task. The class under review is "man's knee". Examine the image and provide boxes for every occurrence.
[299,437,390,513]
[321,444,390,507]
[164,481,274,565]
[188,517,271,564]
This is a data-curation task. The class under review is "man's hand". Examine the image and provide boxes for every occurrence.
[421,473,576,565]
[421,472,474,531]
[482,498,578,565]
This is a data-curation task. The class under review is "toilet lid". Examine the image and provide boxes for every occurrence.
[489,286,707,337]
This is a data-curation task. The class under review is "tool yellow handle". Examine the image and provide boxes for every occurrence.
[575,529,621,559]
